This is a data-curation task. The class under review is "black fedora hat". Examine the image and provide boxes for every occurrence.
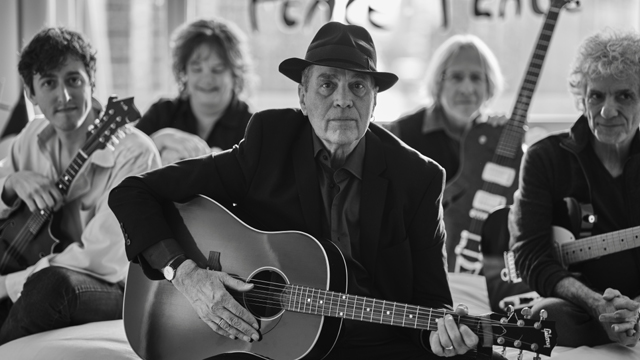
[279,22,398,92]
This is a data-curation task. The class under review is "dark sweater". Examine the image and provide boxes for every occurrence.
[136,95,252,151]
[509,116,640,298]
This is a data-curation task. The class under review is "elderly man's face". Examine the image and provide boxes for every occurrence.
[584,75,640,147]
[299,65,377,152]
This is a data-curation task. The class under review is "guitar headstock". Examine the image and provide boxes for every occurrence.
[486,308,556,357]
[84,95,140,155]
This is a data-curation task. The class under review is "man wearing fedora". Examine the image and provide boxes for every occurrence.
[109,22,479,359]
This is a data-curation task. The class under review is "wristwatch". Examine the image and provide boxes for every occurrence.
[163,254,188,282]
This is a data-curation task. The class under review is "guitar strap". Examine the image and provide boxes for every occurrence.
[563,197,596,238]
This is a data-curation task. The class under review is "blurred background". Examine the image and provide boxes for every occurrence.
[0,0,638,139]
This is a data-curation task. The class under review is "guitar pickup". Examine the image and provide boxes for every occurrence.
[482,162,516,187]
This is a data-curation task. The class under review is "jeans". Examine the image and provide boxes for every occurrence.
[0,266,124,345]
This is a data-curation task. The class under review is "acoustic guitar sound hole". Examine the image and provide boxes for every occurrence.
[244,268,287,320]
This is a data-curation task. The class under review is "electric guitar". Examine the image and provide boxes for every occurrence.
[502,199,640,283]
[123,195,557,360]
[443,0,577,274]
[0,95,139,275]
[481,196,640,312]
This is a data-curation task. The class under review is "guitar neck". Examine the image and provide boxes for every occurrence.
[497,4,564,158]
[24,150,90,234]
[282,284,477,332]
[559,226,640,266]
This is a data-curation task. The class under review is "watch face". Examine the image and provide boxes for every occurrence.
[164,266,175,281]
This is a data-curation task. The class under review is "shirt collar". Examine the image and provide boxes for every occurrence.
[421,105,483,141]
[312,129,365,180]
[37,122,116,169]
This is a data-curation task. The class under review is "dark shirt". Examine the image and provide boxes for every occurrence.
[386,106,470,183]
[312,133,392,345]
[136,95,252,151]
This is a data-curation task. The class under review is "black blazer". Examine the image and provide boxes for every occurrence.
[109,108,451,349]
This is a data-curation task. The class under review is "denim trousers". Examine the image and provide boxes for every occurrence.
[0,266,124,345]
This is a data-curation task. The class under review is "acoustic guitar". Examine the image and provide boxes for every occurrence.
[0,96,139,274]
[123,195,557,360]
[443,0,577,273]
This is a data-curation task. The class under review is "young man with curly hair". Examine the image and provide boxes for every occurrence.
[0,27,160,344]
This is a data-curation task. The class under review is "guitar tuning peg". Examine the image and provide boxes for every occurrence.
[506,305,515,316]
[88,125,95,132]
[521,307,531,318]
[534,309,548,329]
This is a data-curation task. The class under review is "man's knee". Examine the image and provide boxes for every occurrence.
[24,267,82,295]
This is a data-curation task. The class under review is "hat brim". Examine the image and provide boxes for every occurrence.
[279,58,398,92]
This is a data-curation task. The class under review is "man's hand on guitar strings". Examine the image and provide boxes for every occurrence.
[5,171,64,212]
[429,304,478,357]
[171,259,261,343]
[597,288,640,346]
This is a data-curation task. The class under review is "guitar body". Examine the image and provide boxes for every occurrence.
[124,196,348,360]
[444,122,523,273]
[0,204,65,275]
[480,206,534,312]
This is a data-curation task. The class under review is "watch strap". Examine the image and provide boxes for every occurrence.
[165,254,188,281]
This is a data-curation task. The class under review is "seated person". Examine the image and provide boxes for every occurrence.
[509,29,640,347]
[136,17,254,165]
[386,34,505,185]
[385,35,507,273]
[109,22,482,359]
[0,27,160,345]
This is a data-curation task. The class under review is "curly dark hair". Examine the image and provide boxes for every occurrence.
[18,27,97,95]
[171,18,253,98]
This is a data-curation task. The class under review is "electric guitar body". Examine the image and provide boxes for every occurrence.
[443,0,577,274]
[444,122,522,273]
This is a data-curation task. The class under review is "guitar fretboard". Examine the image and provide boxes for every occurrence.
[25,151,90,233]
[496,6,562,159]
[281,284,476,332]
[560,226,640,265]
